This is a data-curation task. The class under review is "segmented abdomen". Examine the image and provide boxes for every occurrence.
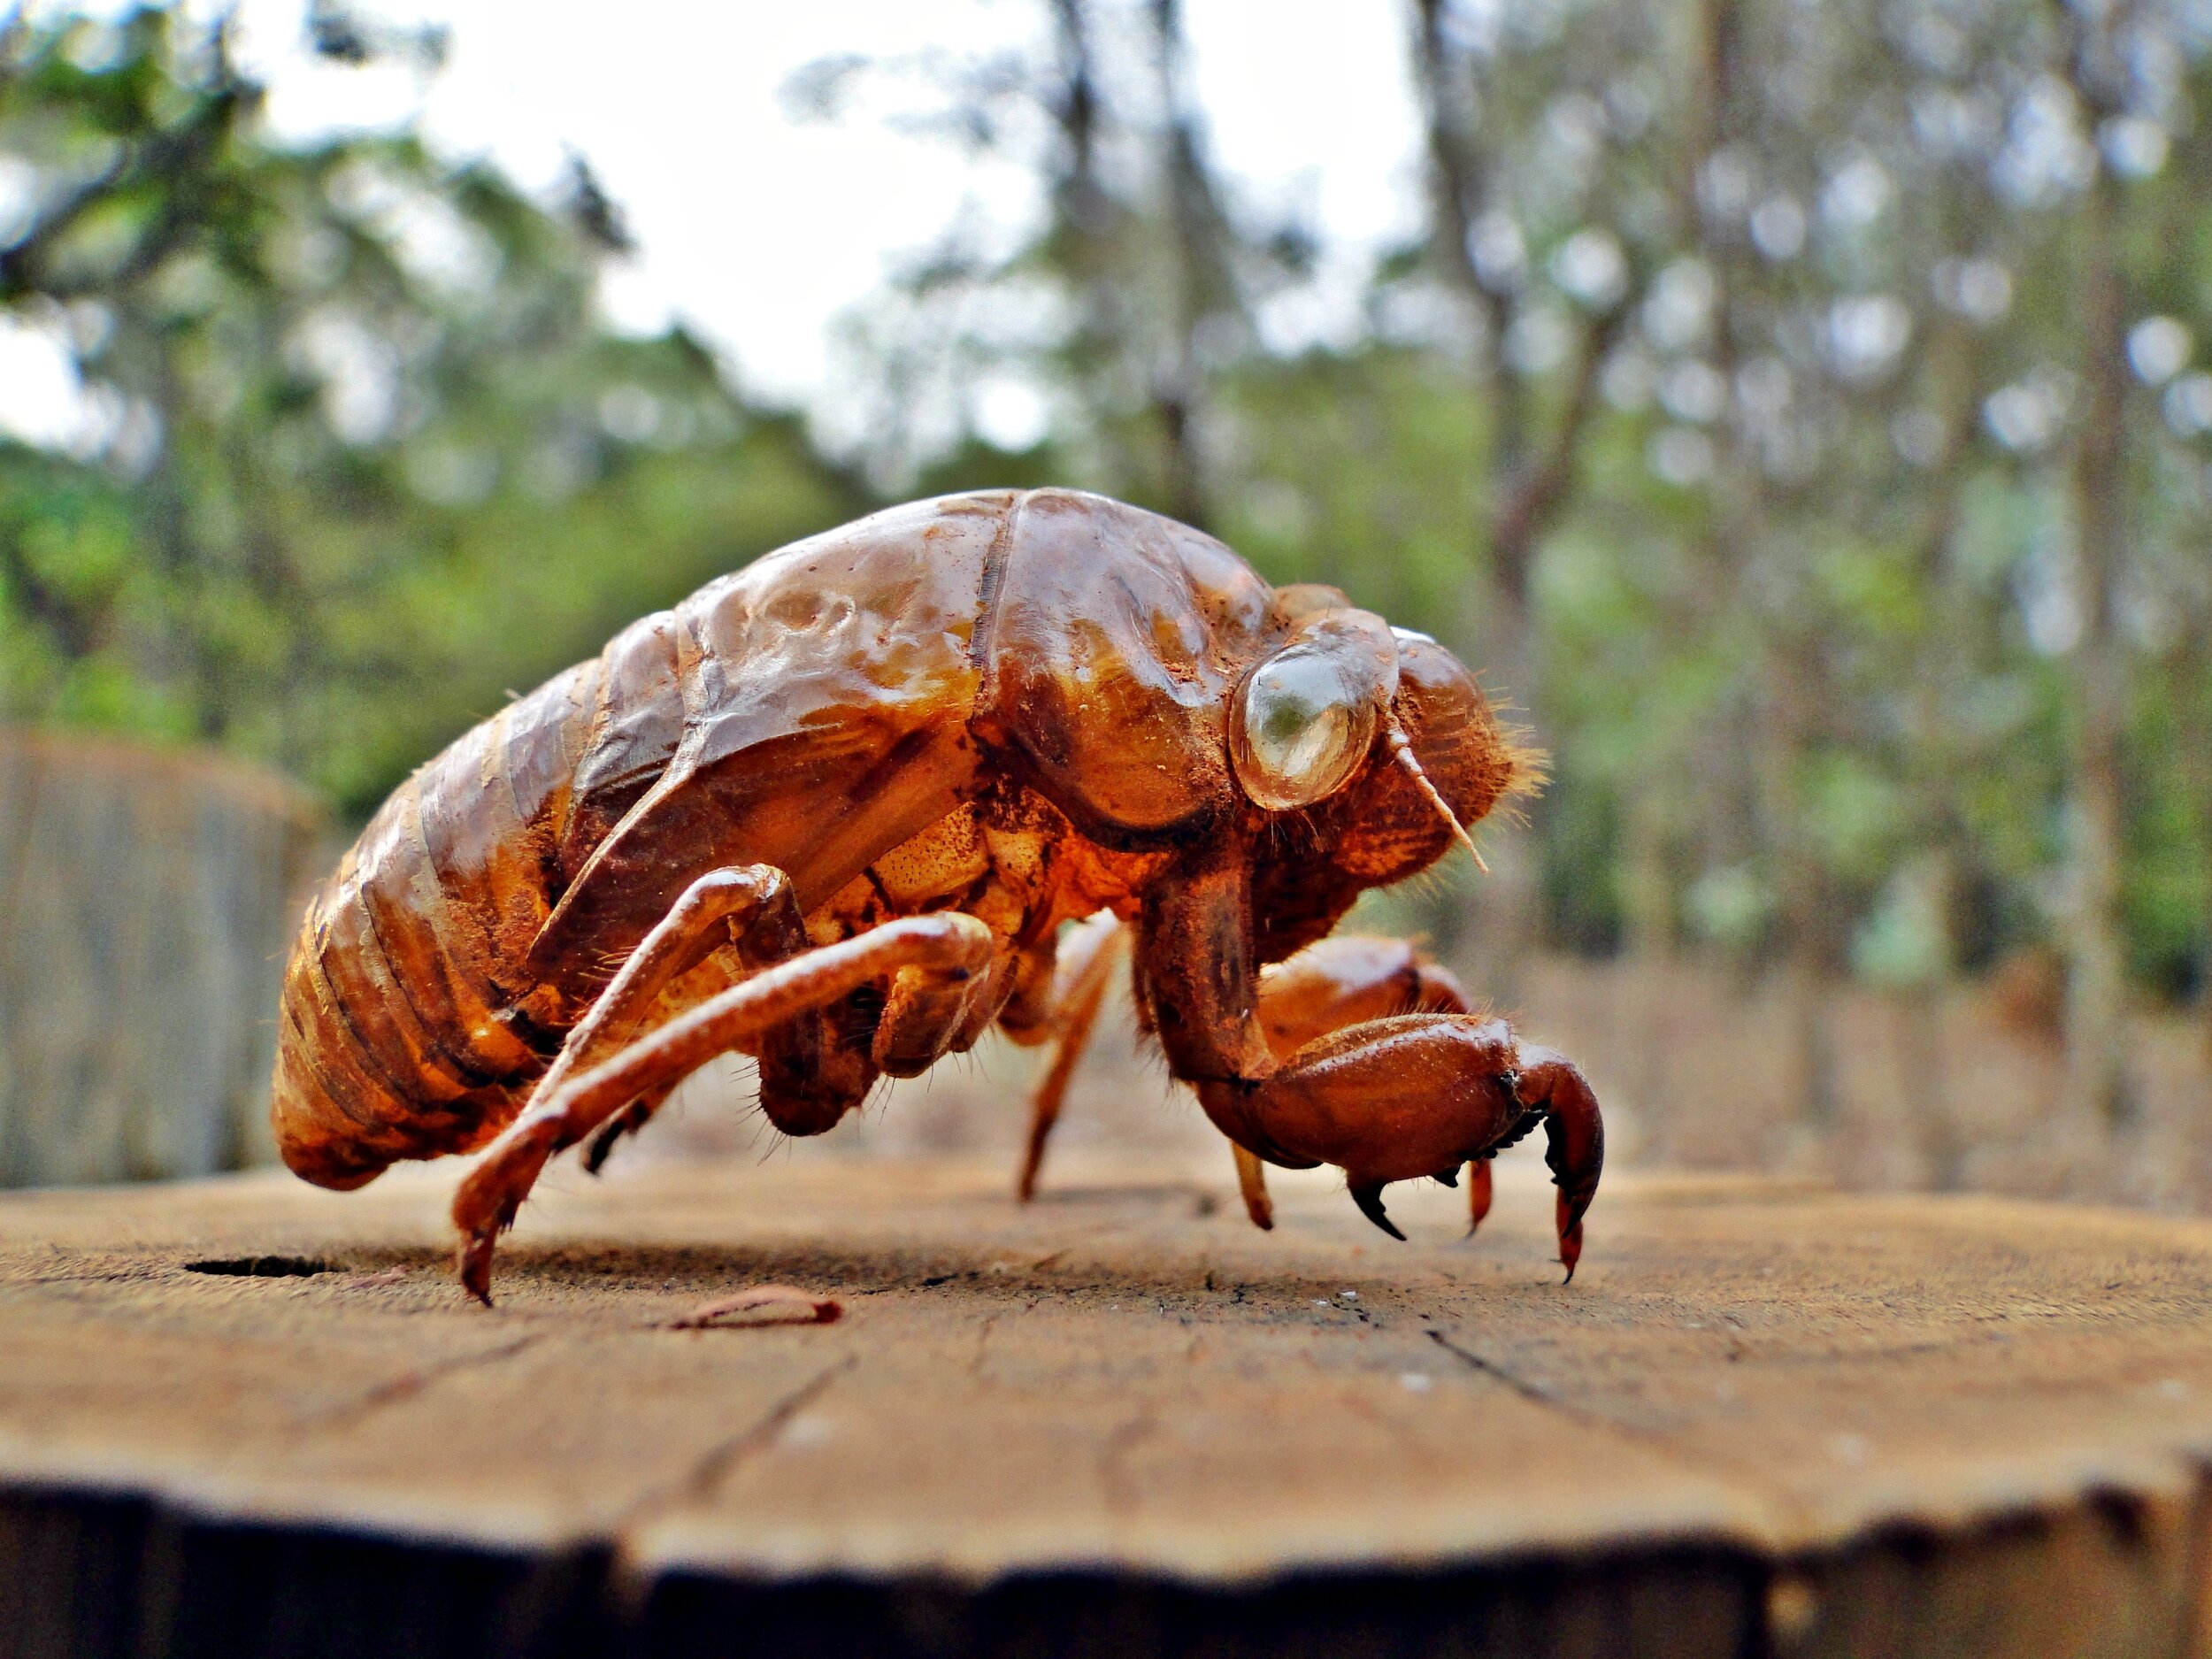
[273,609,687,1188]
[270,491,1010,1188]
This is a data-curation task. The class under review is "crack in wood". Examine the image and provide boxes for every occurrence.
[617,1356,856,1531]
[316,1335,541,1427]
[10,1269,167,1288]
[1423,1325,1561,1409]
[1420,1319,1836,1559]
[1097,1407,1159,1517]
[968,1312,1000,1378]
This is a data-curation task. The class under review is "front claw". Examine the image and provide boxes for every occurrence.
[1194,1015,1605,1277]
[1517,1047,1604,1282]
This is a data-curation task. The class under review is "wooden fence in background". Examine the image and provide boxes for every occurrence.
[0,731,326,1187]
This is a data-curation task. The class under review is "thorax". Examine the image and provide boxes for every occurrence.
[802,784,1167,953]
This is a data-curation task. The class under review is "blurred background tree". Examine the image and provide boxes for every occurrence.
[0,4,867,815]
[791,0,2212,1185]
[5,0,2212,1194]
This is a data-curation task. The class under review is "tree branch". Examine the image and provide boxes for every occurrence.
[1487,301,1628,603]
[1409,0,1518,446]
[0,77,243,304]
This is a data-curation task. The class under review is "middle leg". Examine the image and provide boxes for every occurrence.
[1000,911,1128,1203]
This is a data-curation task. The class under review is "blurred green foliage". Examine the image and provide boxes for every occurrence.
[0,6,867,814]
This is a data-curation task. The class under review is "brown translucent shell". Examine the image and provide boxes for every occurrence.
[271,488,1540,1194]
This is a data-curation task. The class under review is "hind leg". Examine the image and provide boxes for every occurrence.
[454,912,996,1302]
[581,1080,679,1173]
[581,869,920,1164]
[526,865,799,1121]
[532,865,821,1174]
[586,947,1015,1173]
[581,902,1027,1175]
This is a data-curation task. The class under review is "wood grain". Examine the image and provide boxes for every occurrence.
[4,1148,2212,1656]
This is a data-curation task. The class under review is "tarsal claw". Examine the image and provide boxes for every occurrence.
[1350,1181,1407,1240]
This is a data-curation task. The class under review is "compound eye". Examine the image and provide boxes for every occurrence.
[1231,650,1377,811]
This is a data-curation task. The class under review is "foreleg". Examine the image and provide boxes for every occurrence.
[1231,937,1472,1231]
[1197,1013,1605,1280]
[453,912,995,1302]
[1131,851,1598,1267]
[1008,927,1462,1221]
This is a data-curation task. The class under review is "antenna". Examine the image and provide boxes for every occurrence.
[1386,725,1487,873]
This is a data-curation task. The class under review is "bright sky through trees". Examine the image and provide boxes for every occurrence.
[2,0,1424,448]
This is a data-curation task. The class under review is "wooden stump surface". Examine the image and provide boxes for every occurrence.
[5,1148,2212,1658]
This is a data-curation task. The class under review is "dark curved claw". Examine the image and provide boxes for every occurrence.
[581,1109,634,1174]
[1349,1182,1407,1241]
[1431,1164,1460,1187]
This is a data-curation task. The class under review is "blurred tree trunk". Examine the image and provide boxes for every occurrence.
[1409,0,1626,1001]
[1901,319,1983,1183]
[1148,0,1227,533]
[1679,0,1748,983]
[1759,639,1839,1126]
[1043,0,1118,464]
[2169,618,2212,1069]
[1689,0,1839,1128]
[1409,0,1532,1002]
[1619,784,1681,959]
[2058,48,2135,1128]
[1042,0,1241,530]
